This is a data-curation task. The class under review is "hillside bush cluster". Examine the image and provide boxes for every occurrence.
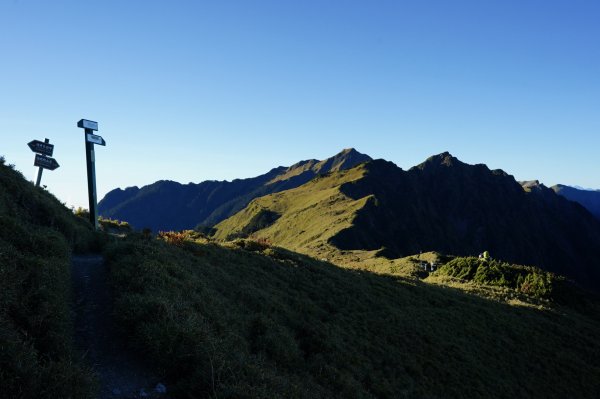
[232,236,272,252]
[74,207,132,235]
[98,217,132,233]
[434,257,559,299]
[157,230,208,246]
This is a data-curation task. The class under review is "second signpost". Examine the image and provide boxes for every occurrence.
[77,119,106,230]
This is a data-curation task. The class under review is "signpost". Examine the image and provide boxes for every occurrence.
[28,140,54,157]
[28,138,59,187]
[34,154,60,171]
[77,119,106,230]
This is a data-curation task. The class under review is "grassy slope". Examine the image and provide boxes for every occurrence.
[105,233,600,399]
[0,159,99,398]
[213,164,459,274]
[213,165,371,261]
[266,148,371,185]
[213,164,438,276]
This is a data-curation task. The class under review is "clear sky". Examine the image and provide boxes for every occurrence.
[1,0,599,208]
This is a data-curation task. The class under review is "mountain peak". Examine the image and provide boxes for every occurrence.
[521,180,542,189]
[315,148,372,174]
[432,151,459,166]
[333,148,371,161]
[414,151,464,171]
[338,147,359,155]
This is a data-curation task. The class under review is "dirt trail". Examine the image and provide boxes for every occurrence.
[71,254,168,399]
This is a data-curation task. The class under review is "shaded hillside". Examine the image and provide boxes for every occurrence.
[552,184,600,220]
[104,232,600,398]
[214,153,600,290]
[0,157,98,398]
[98,148,371,232]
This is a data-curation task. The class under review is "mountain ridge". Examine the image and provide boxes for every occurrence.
[214,152,600,290]
[98,149,372,231]
[552,184,600,221]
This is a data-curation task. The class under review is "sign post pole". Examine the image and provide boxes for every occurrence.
[85,129,98,230]
[35,166,43,187]
[77,119,105,230]
[34,139,49,187]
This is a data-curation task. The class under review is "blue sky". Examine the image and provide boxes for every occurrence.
[1,0,599,208]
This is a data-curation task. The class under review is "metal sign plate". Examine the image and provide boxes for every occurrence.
[86,133,106,146]
[28,140,54,156]
[34,154,60,170]
[77,119,99,131]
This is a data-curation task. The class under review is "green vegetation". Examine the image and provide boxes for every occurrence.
[433,257,557,299]
[213,165,369,262]
[0,159,99,398]
[105,234,600,398]
[73,206,132,235]
[98,217,132,234]
[425,256,600,317]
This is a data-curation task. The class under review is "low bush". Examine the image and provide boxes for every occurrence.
[435,256,562,299]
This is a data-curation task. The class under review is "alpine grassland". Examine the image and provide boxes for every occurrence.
[213,165,369,260]
[0,158,102,398]
[105,232,600,398]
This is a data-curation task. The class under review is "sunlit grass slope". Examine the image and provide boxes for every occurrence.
[213,165,370,260]
[0,158,99,398]
[105,233,600,398]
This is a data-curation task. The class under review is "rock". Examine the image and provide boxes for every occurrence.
[111,388,121,396]
[139,388,149,397]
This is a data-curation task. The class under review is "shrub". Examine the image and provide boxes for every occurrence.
[232,237,272,252]
[435,256,561,300]
[158,231,188,247]
[73,206,90,219]
[98,217,132,234]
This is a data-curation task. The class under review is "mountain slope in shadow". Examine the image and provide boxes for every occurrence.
[552,184,600,221]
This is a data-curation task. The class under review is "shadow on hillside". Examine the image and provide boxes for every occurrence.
[230,242,600,320]
[106,235,600,398]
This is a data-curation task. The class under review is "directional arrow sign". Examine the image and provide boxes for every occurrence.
[86,133,106,146]
[28,140,54,156]
[34,154,60,170]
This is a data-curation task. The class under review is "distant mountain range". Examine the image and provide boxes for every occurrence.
[98,148,371,231]
[214,153,600,290]
[552,184,600,221]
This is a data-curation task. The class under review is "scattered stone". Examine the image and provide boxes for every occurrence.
[111,388,122,396]
[139,388,149,397]
[155,383,167,394]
